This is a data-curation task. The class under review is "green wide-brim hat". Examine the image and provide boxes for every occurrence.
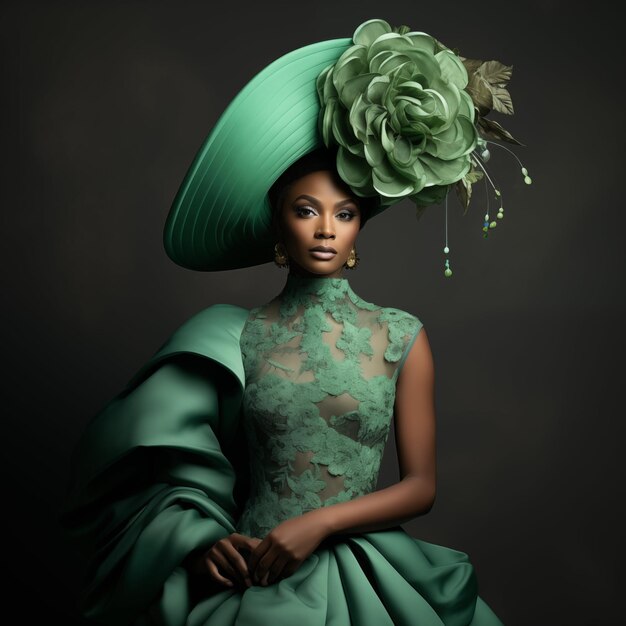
[164,18,487,272]
[164,37,387,272]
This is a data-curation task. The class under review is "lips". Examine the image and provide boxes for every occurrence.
[309,245,337,261]
[309,246,337,253]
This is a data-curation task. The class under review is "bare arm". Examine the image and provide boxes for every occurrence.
[313,328,437,536]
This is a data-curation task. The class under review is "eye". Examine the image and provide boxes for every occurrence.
[295,206,316,217]
[337,210,356,220]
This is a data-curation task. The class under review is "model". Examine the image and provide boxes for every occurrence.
[62,18,529,625]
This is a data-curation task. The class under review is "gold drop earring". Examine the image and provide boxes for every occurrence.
[344,246,359,269]
[273,242,289,268]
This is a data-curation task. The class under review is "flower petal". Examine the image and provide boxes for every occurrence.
[372,158,416,197]
[404,32,436,54]
[364,140,385,167]
[435,49,469,89]
[337,146,372,190]
[419,152,472,185]
[340,73,379,109]
[353,18,392,46]
[366,75,390,106]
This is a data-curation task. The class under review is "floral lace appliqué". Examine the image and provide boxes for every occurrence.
[236,274,423,539]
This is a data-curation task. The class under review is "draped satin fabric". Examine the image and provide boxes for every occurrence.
[61,301,503,625]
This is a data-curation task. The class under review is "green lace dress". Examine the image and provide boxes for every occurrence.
[62,273,504,626]
[236,273,425,539]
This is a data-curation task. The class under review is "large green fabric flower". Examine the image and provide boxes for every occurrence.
[316,18,478,208]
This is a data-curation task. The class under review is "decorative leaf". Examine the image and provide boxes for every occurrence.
[455,178,472,214]
[490,85,514,115]
[477,117,525,146]
[464,168,484,184]
[394,24,411,35]
[466,75,494,116]
[415,204,428,221]
[433,37,452,54]
[460,56,484,75]
[476,60,513,88]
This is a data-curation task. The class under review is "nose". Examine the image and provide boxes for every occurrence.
[315,214,335,239]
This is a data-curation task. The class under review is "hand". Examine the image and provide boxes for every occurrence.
[186,532,262,589]
[248,511,331,586]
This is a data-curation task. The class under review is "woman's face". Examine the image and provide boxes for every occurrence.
[276,169,361,278]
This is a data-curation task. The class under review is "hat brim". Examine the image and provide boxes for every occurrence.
[164,37,375,271]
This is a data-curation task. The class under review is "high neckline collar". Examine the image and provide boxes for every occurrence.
[281,272,352,298]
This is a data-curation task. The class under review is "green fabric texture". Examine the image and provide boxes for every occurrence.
[62,275,504,625]
[163,38,357,272]
[236,274,423,538]
[316,19,477,207]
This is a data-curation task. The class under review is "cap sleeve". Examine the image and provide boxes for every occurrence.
[380,308,424,380]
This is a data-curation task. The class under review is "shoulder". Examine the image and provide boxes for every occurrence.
[164,302,250,356]
[125,303,250,392]
[377,306,424,367]
[378,305,422,326]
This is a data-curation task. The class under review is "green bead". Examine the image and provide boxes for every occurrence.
[522,166,528,175]
[494,189,501,197]
[497,211,504,219]
[444,246,449,253]
[482,226,489,232]
[524,175,532,185]
[444,268,452,277]
[489,221,497,228]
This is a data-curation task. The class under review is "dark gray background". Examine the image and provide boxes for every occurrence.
[3,1,624,624]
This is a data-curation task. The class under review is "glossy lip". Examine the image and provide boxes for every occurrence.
[309,245,337,253]
[310,250,337,260]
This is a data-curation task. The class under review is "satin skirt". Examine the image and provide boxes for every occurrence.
[158,528,504,626]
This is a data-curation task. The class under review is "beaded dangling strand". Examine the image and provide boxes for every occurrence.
[440,137,532,280]
[444,188,452,277]
[473,138,533,239]
[485,139,533,186]
[472,152,501,239]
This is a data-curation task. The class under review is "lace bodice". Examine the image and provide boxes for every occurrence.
[235,273,423,539]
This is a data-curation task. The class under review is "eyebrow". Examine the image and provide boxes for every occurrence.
[293,194,358,209]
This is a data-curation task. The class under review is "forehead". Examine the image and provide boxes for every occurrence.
[286,170,356,200]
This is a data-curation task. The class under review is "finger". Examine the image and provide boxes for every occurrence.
[206,559,234,588]
[223,541,252,587]
[254,548,278,586]
[239,537,261,559]
[211,551,239,585]
[267,553,291,585]
[248,539,270,581]
[245,536,263,550]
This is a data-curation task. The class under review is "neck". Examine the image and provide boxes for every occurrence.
[281,271,353,299]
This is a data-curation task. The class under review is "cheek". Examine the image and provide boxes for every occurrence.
[282,218,312,247]
[342,220,361,244]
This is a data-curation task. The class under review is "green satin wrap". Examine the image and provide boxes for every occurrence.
[61,303,503,625]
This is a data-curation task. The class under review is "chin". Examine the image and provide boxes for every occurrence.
[293,258,344,275]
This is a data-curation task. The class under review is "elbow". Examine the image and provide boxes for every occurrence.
[406,475,436,515]
[420,482,436,515]
[424,489,436,514]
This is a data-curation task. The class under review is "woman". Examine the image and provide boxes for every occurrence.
[62,18,518,625]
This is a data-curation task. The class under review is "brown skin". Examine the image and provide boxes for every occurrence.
[187,169,437,589]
